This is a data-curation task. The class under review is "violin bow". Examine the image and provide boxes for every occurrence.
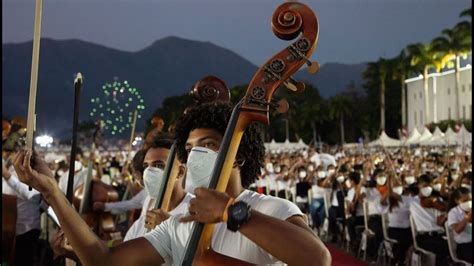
[181,2,319,265]
[145,76,230,232]
[66,73,83,203]
[121,110,138,200]
[25,0,43,190]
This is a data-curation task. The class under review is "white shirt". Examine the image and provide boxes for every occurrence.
[144,190,302,265]
[58,168,88,195]
[346,187,366,217]
[409,197,444,232]
[447,206,472,244]
[387,195,416,228]
[311,184,330,200]
[3,168,41,235]
[365,188,383,215]
[265,173,278,191]
[124,193,193,242]
[105,189,147,215]
[276,179,288,191]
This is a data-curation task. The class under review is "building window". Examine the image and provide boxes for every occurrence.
[448,88,451,95]
[462,85,466,93]
[414,112,417,125]
[420,111,423,124]
[448,108,451,120]
[463,106,466,120]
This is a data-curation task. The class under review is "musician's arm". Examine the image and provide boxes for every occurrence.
[104,189,147,214]
[13,150,164,266]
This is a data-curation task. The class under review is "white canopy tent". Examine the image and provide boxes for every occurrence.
[414,127,433,144]
[456,125,472,146]
[264,138,309,152]
[403,128,421,146]
[368,131,401,147]
[444,127,458,145]
[420,126,446,146]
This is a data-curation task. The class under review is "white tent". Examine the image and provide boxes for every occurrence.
[420,127,446,146]
[319,153,337,168]
[445,127,457,145]
[404,128,421,146]
[264,139,309,152]
[369,131,401,147]
[456,125,472,146]
[294,139,308,150]
[414,127,433,144]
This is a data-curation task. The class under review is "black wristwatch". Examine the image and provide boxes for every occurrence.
[226,201,251,232]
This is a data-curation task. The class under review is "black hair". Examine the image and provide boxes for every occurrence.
[149,134,173,150]
[348,171,361,185]
[418,174,432,185]
[448,187,471,210]
[131,149,148,175]
[174,102,265,188]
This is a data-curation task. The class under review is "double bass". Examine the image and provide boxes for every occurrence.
[181,2,319,265]
[73,120,121,240]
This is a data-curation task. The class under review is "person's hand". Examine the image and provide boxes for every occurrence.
[144,209,171,230]
[180,188,231,224]
[12,150,57,196]
[437,214,447,225]
[50,230,73,259]
[93,202,105,211]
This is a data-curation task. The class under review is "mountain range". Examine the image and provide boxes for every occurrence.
[2,36,366,138]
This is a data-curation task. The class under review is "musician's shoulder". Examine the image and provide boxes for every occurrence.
[239,189,302,220]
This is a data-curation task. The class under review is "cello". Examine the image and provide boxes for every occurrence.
[181,2,319,265]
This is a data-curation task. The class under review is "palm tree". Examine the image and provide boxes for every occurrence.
[329,95,350,144]
[392,49,412,128]
[432,24,472,121]
[407,43,446,125]
[365,58,390,130]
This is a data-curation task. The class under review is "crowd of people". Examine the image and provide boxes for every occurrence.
[2,106,472,266]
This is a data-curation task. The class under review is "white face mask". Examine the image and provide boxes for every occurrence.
[274,166,282,174]
[328,169,335,176]
[405,176,416,185]
[308,165,314,172]
[452,174,459,180]
[185,147,218,193]
[299,171,307,179]
[143,166,165,198]
[336,176,345,183]
[318,171,327,179]
[74,160,83,172]
[437,167,444,173]
[432,183,442,192]
[376,176,387,186]
[393,186,403,195]
[420,186,433,197]
[57,170,65,176]
[461,184,471,191]
[366,175,372,181]
[345,179,352,188]
[265,163,274,173]
[459,200,472,212]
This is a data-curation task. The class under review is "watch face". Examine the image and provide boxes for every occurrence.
[231,203,247,220]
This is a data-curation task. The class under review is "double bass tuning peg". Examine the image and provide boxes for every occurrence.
[270,98,289,114]
[283,77,305,93]
[305,60,320,74]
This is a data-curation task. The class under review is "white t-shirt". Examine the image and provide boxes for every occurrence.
[447,206,472,244]
[105,189,147,215]
[124,193,193,242]
[387,195,416,228]
[265,173,278,191]
[365,188,383,215]
[144,189,303,265]
[409,197,444,232]
[311,184,330,200]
